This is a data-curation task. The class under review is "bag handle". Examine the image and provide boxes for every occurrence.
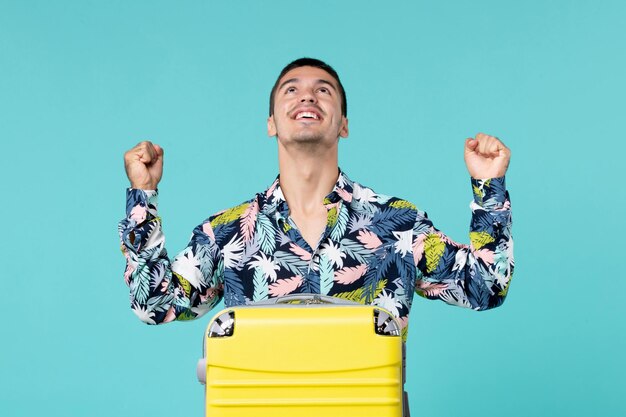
[252,293,360,306]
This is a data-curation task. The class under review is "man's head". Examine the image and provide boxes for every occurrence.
[267,58,348,144]
[269,58,347,117]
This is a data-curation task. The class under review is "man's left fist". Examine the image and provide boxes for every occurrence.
[464,133,511,179]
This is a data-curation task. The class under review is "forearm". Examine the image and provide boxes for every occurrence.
[119,189,178,323]
[461,176,513,309]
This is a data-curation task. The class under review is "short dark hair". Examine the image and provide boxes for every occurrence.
[269,57,347,117]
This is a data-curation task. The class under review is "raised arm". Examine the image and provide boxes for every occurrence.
[413,133,514,310]
[119,142,224,324]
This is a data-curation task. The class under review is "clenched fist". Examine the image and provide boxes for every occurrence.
[124,141,164,190]
[464,133,511,179]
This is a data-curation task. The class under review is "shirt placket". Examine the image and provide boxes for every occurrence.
[279,201,343,292]
[310,201,343,286]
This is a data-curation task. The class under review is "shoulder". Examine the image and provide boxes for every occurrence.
[349,178,418,212]
[207,197,259,228]
[195,195,260,246]
[348,179,421,229]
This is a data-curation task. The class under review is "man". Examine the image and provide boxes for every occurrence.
[119,58,513,339]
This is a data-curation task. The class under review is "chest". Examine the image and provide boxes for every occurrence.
[220,221,416,312]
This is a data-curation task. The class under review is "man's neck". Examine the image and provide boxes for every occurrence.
[277,141,339,216]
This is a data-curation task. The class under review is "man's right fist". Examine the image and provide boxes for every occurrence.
[124,141,164,190]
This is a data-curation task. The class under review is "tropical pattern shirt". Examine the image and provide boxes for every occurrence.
[119,171,513,340]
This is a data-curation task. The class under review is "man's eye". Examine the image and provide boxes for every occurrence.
[318,87,330,94]
[286,87,296,93]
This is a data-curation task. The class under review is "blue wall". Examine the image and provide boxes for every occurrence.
[1,1,624,416]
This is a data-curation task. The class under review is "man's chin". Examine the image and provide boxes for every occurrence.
[276,129,339,147]
[293,133,324,142]
[280,131,326,144]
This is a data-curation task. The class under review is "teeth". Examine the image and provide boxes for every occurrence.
[296,112,319,120]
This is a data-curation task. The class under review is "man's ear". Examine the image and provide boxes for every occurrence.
[339,116,349,138]
[267,115,277,137]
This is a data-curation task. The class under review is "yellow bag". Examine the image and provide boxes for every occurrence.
[197,294,408,417]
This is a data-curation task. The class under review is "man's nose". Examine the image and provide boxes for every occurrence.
[300,90,316,103]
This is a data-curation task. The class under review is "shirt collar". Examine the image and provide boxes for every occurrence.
[260,168,355,217]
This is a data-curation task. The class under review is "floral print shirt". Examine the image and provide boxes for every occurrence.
[119,171,513,340]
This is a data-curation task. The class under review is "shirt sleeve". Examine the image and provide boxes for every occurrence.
[412,177,513,310]
[118,189,224,324]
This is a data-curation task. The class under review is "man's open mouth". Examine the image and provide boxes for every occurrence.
[294,111,321,120]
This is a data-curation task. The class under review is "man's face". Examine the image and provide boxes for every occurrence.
[267,66,348,144]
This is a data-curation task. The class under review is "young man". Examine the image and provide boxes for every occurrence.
[119,58,513,338]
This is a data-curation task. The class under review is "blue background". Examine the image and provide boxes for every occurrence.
[1,1,624,416]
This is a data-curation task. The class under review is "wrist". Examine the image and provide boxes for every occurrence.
[130,182,158,190]
[126,188,159,219]
[471,177,508,208]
